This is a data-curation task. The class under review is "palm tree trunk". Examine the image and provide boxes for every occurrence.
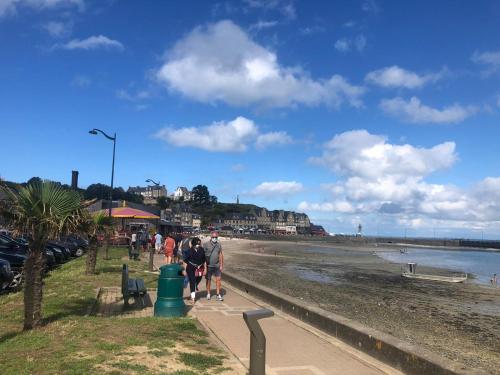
[23,250,35,330]
[23,248,45,330]
[85,242,98,275]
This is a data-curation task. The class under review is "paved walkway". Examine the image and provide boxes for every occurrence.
[151,255,404,375]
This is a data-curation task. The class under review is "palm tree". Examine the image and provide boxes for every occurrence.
[83,211,112,275]
[1,180,82,330]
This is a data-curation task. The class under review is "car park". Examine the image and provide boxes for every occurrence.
[0,259,14,292]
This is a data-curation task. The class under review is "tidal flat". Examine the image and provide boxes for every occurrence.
[222,238,500,374]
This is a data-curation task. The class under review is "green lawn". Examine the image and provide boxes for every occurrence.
[0,248,231,375]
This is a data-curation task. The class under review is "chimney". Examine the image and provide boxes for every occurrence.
[71,170,79,189]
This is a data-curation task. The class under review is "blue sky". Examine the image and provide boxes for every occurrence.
[1,0,500,238]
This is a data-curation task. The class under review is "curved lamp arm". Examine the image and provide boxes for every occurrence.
[146,179,160,186]
[89,128,116,141]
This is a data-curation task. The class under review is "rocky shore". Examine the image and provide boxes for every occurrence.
[221,238,500,374]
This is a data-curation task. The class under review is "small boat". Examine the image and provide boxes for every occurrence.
[401,262,467,283]
[399,248,408,254]
[402,272,468,283]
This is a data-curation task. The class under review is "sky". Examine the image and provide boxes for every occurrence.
[1,0,500,239]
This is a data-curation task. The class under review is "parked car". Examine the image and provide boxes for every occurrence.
[0,245,27,289]
[47,241,72,259]
[3,235,56,270]
[56,239,85,257]
[0,259,14,292]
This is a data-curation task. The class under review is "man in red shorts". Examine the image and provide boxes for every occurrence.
[163,233,176,264]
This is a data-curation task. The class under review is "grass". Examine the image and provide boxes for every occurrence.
[0,247,232,375]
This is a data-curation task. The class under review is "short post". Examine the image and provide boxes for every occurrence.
[243,308,274,375]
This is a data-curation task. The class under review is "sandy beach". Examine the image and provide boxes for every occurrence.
[220,238,500,374]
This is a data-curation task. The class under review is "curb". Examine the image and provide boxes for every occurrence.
[223,272,485,375]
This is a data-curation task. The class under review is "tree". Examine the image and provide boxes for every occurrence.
[191,185,211,206]
[156,196,172,210]
[82,211,112,275]
[1,180,83,330]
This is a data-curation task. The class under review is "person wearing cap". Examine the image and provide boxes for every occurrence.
[204,231,224,301]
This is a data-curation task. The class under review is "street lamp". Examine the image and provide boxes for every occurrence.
[145,179,160,186]
[89,128,116,217]
[146,179,160,199]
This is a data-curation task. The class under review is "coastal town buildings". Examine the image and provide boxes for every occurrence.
[172,186,192,201]
[127,185,167,204]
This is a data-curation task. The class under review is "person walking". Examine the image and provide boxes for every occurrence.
[180,233,191,262]
[129,230,137,260]
[182,237,206,304]
[204,231,224,301]
[164,233,176,264]
[154,231,163,254]
[173,232,183,263]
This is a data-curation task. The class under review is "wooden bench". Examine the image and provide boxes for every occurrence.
[121,264,147,308]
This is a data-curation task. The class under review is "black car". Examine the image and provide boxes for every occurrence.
[55,239,85,257]
[3,235,56,270]
[0,259,14,291]
[0,245,27,289]
[47,241,72,259]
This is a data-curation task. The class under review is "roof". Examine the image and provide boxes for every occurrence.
[96,207,160,219]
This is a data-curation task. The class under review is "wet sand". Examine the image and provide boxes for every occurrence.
[221,238,500,374]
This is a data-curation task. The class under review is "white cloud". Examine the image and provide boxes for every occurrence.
[302,129,500,229]
[299,25,325,35]
[380,96,477,124]
[365,65,443,89]
[248,20,278,32]
[243,0,296,20]
[54,35,124,51]
[154,116,292,152]
[334,35,366,53]
[255,131,292,149]
[298,201,354,213]
[43,20,72,37]
[334,38,350,52]
[251,181,303,196]
[310,129,457,180]
[116,89,150,101]
[471,50,500,73]
[156,20,364,109]
[0,0,83,17]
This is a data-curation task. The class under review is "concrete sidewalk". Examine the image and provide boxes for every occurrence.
[153,255,404,375]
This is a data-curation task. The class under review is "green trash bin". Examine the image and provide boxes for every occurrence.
[154,264,186,317]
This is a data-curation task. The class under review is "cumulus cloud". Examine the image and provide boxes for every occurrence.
[365,65,443,89]
[0,0,83,17]
[471,50,500,74]
[334,35,366,53]
[43,20,72,37]
[53,35,124,51]
[251,181,303,196]
[154,116,292,152]
[380,96,477,124]
[255,131,292,149]
[302,129,500,228]
[156,20,364,109]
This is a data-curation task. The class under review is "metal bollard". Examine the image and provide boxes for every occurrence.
[243,308,274,375]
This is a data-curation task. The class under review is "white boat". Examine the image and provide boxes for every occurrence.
[402,272,467,283]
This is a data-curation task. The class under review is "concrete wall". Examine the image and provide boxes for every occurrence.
[224,272,485,375]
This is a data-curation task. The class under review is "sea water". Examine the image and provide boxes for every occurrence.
[377,248,500,284]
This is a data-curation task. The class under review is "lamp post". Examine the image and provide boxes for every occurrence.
[146,179,161,200]
[89,129,116,217]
